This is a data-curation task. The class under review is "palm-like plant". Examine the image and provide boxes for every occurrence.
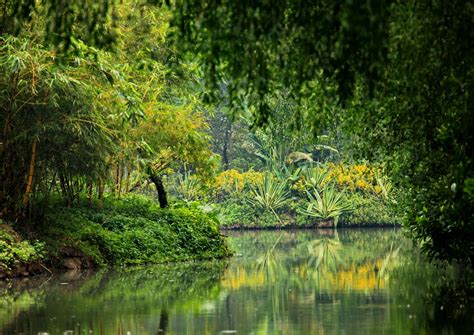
[174,172,204,201]
[374,168,393,200]
[247,173,291,223]
[299,187,352,227]
[303,165,333,192]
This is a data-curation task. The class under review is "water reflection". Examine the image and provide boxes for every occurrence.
[0,229,472,334]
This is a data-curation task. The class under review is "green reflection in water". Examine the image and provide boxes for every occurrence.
[1,229,472,334]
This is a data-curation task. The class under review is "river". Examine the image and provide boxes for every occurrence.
[0,228,472,334]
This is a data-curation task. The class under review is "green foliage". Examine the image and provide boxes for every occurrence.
[299,187,352,227]
[340,1,474,263]
[2,0,117,50]
[33,195,230,266]
[341,193,402,226]
[173,0,390,123]
[246,174,291,223]
[0,227,44,270]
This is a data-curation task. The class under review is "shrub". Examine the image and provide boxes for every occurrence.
[216,198,257,227]
[32,195,230,266]
[326,163,393,197]
[0,226,44,270]
[340,193,401,226]
[298,187,353,227]
[214,169,264,199]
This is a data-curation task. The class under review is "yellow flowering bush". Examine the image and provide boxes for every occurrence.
[287,163,391,198]
[325,163,387,196]
[214,169,264,196]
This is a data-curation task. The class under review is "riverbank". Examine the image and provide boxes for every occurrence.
[0,195,230,279]
[215,194,402,230]
[220,223,401,230]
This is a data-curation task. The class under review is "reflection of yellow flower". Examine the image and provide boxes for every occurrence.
[222,266,265,289]
[223,258,388,292]
[316,258,386,291]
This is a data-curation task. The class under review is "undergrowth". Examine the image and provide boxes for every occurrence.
[1,194,230,276]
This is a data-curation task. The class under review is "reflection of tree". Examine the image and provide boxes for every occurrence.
[4,230,462,335]
[220,229,419,334]
[157,309,169,334]
[253,233,288,330]
[225,229,408,292]
[389,250,474,333]
[0,262,226,334]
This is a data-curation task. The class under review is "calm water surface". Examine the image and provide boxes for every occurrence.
[0,229,472,334]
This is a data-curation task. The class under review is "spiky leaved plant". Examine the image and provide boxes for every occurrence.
[299,187,352,227]
[247,173,291,223]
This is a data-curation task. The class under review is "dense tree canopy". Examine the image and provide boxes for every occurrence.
[0,1,215,218]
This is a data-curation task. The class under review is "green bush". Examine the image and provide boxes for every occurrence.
[0,227,44,270]
[32,195,230,266]
[216,198,255,227]
[340,193,401,226]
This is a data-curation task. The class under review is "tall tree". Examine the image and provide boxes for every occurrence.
[0,33,114,220]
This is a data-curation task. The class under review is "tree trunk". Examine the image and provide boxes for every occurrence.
[58,173,68,201]
[98,180,104,209]
[124,165,131,193]
[22,140,37,206]
[149,173,168,208]
[47,172,57,197]
[87,181,93,203]
[222,122,232,170]
[117,164,122,198]
[66,174,73,207]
